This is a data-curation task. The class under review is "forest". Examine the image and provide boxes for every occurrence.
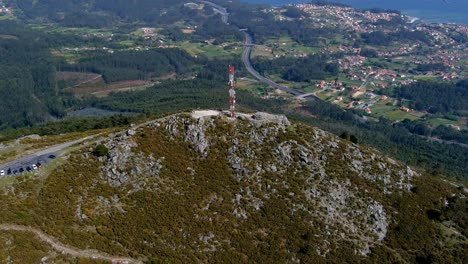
[0,22,61,129]
[252,55,340,82]
[360,29,431,46]
[0,20,212,129]
[294,98,468,181]
[5,0,188,26]
[384,80,468,114]
[59,49,199,83]
[395,119,468,145]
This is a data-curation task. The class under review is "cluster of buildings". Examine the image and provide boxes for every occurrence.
[141,28,156,38]
[294,4,401,33]
[292,3,466,82]
[0,5,10,14]
[293,4,467,84]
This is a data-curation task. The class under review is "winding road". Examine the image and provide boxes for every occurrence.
[200,1,229,24]
[200,1,306,97]
[242,32,304,96]
[0,224,142,263]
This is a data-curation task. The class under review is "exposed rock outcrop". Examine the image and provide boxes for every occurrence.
[53,111,432,261]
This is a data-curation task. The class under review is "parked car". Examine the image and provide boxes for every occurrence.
[48,154,56,159]
[32,164,38,170]
[19,168,24,172]
[0,170,4,176]
[26,166,32,171]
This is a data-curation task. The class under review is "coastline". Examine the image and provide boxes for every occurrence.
[241,0,468,25]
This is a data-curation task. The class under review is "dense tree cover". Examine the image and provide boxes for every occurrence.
[395,119,468,144]
[360,48,378,58]
[361,29,431,46]
[293,98,468,181]
[0,24,61,129]
[361,31,392,46]
[0,20,108,48]
[385,80,468,113]
[96,79,227,113]
[60,49,198,83]
[159,26,191,42]
[416,63,447,72]
[194,16,244,43]
[447,30,468,44]
[360,8,401,15]
[0,115,136,142]
[197,57,248,81]
[95,76,288,116]
[391,29,431,44]
[282,6,309,18]
[222,2,340,45]
[431,125,468,145]
[6,0,188,26]
[310,0,350,7]
[289,23,340,47]
[252,55,339,82]
[374,16,406,27]
[161,18,243,44]
[0,20,204,130]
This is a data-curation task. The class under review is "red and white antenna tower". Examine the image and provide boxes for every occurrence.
[228,65,236,118]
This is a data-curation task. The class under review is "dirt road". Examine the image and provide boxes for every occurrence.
[0,224,142,264]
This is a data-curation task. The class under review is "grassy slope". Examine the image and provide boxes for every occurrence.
[0,115,465,262]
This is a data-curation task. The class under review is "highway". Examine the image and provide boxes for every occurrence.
[199,1,229,24]
[242,32,304,96]
[200,1,305,97]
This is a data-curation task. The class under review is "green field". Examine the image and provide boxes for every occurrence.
[426,118,460,127]
[239,81,269,95]
[179,42,242,58]
[385,110,421,121]
[0,13,15,20]
[118,40,134,47]
[370,103,396,116]
[263,36,319,58]
[414,76,439,82]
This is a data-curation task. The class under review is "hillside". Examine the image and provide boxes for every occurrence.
[4,0,187,25]
[0,111,466,263]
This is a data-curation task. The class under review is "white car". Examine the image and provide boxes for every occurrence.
[32,164,38,170]
[0,170,4,176]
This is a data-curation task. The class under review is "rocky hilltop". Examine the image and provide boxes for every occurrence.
[0,111,466,263]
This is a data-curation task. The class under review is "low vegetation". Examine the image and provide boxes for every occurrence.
[0,113,465,262]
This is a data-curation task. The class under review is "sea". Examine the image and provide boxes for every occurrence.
[242,0,468,24]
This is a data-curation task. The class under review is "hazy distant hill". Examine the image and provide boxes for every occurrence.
[4,0,187,24]
[244,0,468,23]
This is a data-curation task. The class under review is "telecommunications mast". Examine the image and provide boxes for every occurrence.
[228,65,236,118]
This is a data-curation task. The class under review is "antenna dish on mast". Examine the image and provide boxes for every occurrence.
[228,65,236,118]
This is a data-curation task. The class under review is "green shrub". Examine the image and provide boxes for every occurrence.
[93,144,109,157]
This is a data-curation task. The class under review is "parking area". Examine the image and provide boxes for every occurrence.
[0,153,57,177]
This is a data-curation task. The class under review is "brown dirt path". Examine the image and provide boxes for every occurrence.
[0,224,143,264]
